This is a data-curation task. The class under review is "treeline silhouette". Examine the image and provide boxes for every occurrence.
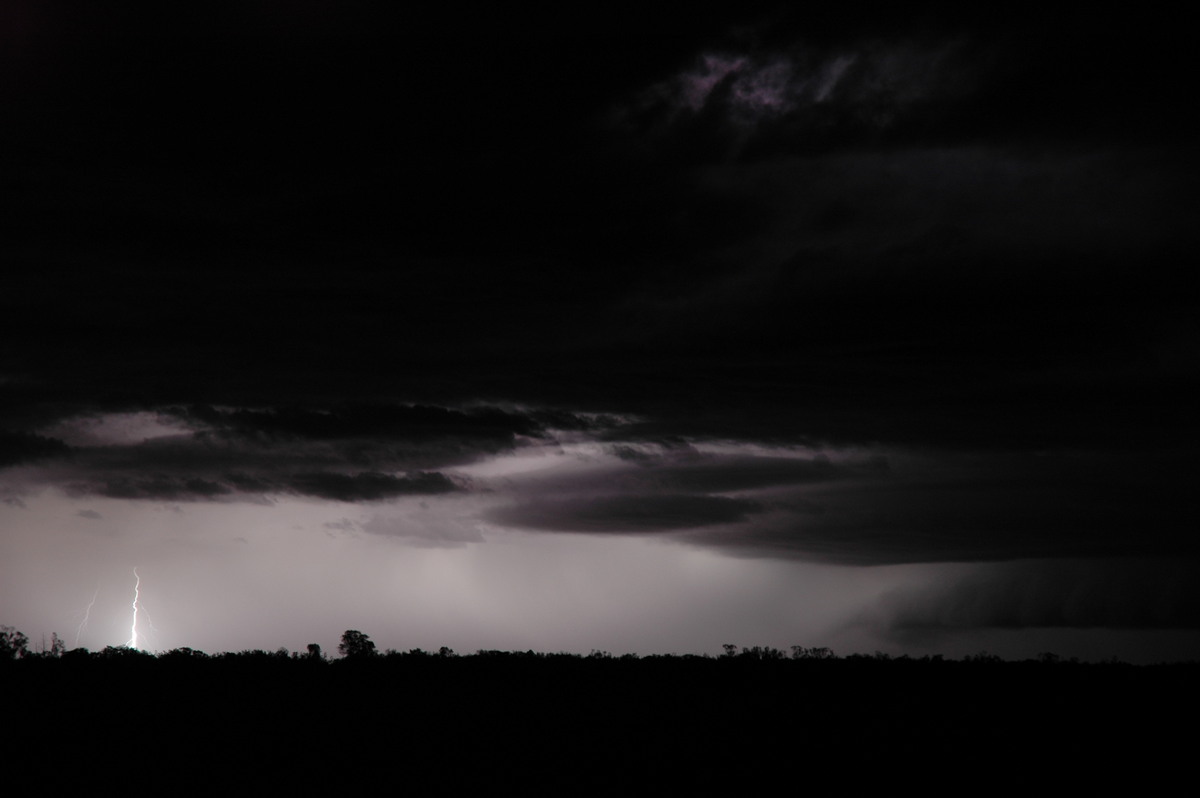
[3,626,1193,790]
[0,625,1119,664]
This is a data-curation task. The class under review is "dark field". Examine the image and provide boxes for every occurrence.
[5,646,1191,791]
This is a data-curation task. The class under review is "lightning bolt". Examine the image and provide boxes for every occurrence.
[126,568,140,650]
[74,586,100,648]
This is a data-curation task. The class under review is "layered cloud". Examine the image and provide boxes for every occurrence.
[5,401,1195,576]
[488,494,762,534]
[478,441,1198,568]
[0,403,607,505]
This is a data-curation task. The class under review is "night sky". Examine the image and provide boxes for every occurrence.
[2,3,1197,662]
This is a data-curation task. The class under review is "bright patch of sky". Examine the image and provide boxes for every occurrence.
[0,485,936,657]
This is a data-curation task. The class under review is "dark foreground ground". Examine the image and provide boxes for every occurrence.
[4,649,1193,791]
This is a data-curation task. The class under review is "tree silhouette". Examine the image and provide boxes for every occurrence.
[1,626,28,660]
[338,630,376,659]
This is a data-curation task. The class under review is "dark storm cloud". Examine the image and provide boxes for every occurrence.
[685,450,1200,565]
[491,446,874,499]
[593,9,1196,350]
[223,473,276,494]
[0,432,70,468]
[288,471,458,503]
[58,466,459,504]
[1,402,623,504]
[95,476,232,502]
[874,559,1200,632]
[488,494,761,533]
[611,8,1192,161]
[630,452,882,493]
[1,4,1191,448]
[162,403,614,470]
[173,404,551,444]
[0,2,1195,583]
[464,434,1198,567]
[614,38,981,160]
[75,509,102,520]
[68,410,523,474]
